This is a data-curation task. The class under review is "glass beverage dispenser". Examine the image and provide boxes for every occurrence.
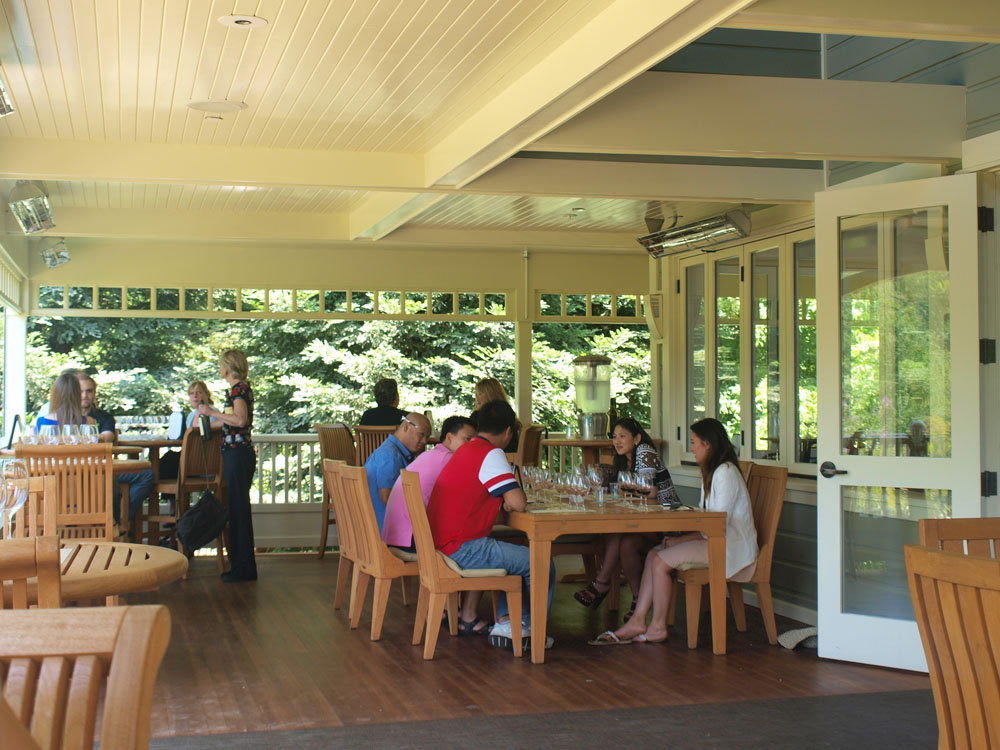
[573,354,612,439]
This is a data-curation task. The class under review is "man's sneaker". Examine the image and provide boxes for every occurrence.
[487,621,553,651]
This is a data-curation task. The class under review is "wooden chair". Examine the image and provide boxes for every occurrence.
[738,459,754,482]
[0,536,62,609]
[509,424,544,470]
[0,604,171,750]
[151,427,228,571]
[8,476,58,539]
[905,544,1000,749]
[354,425,396,466]
[315,423,356,559]
[673,463,788,648]
[401,470,525,659]
[333,464,419,640]
[322,460,355,610]
[919,517,1000,558]
[15,444,117,541]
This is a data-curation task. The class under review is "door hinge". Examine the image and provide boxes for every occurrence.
[676,426,681,440]
[983,471,998,497]
[740,430,745,445]
[740,266,745,282]
[676,279,681,294]
[981,338,997,364]
[979,206,995,233]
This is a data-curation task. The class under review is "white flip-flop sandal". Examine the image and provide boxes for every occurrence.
[588,630,633,646]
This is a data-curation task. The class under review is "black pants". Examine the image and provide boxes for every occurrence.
[223,445,257,578]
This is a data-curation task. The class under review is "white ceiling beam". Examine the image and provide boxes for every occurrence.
[723,0,1000,43]
[0,138,424,191]
[43,207,350,243]
[349,0,757,239]
[349,193,450,241]
[527,72,966,163]
[465,157,823,203]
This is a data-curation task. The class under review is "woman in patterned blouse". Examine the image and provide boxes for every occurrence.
[574,418,681,621]
[198,349,257,582]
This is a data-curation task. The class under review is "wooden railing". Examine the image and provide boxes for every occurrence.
[251,433,323,505]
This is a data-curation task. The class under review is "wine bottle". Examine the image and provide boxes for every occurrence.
[606,398,618,438]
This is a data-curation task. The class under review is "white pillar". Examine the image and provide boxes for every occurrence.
[514,320,532,423]
[3,308,27,442]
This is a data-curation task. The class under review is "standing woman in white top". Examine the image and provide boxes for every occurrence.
[591,417,757,645]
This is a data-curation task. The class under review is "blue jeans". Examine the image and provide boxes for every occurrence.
[112,469,155,522]
[450,537,555,626]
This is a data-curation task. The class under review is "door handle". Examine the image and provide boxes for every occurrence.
[820,460,848,479]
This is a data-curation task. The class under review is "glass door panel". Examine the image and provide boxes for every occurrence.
[794,238,817,464]
[685,264,706,449]
[751,248,780,460]
[715,257,741,447]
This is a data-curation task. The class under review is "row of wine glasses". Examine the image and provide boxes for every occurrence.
[21,424,99,445]
[0,458,29,539]
[617,470,655,507]
[521,465,605,503]
[119,415,171,440]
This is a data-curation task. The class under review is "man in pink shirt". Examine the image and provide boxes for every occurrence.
[381,416,476,551]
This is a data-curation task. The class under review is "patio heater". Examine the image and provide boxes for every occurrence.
[572,354,612,440]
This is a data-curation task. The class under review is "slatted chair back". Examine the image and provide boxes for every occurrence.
[401,469,452,589]
[511,424,544,469]
[322,460,355,608]
[337,465,389,579]
[315,423,356,465]
[905,544,1000,749]
[0,536,62,609]
[152,427,227,567]
[745,463,788,586]
[737,460,754,483]
[0,604,171,750]
[919,517,1000,558]
[15,444,115,541]
[9,476,58,539]
[354,425,396,466]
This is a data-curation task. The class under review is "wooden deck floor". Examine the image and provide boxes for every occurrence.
[131,554,930,739]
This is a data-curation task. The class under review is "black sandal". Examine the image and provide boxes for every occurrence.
[574,579,611,608]
[457,617,491,636]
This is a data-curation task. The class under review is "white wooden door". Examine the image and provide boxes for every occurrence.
[815,173,982,671]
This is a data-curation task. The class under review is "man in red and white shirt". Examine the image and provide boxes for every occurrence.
[427,399,555,650]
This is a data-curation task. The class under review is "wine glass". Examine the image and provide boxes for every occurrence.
[21,423,38,445]
[62,424,80,445]
[1,459,29,539]
[79,424,98,444]
[39,424,59,445]
[635,471,654,508]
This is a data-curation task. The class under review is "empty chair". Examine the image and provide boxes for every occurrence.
[0,536,61,609]
[0,604,171,750]
[315,423,356,559]
[8,476,58,539]
[919,517,1000,558]
[152,427,228,571]
[673,463,787,648]
[16,443,117,541]
[906,544,1000,749]
[509,424,544,470]
[401,469,524,659]
[354,425,396,466]
[333,464,418,640]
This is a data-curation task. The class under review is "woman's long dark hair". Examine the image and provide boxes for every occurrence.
[690,418,739,495]
[611,417,655,472]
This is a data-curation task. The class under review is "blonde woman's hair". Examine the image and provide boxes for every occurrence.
[219,349,249,381]
[50,370,85,427]
[187,380,214,406]
[474,377,509,409]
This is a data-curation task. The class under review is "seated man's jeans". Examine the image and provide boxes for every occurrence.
[112,469,156,523]
[450,537,555,626]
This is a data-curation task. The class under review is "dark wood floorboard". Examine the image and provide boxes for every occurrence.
[129,554,930,738]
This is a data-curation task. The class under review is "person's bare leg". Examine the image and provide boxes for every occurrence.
[576,535,619,604]
[619,534,645,597]
[641,557,673,641]
[613,549,661,640]
[460,590,485,623]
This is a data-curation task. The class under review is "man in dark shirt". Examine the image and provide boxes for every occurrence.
[359,378,408,426]
[77,372,155,524]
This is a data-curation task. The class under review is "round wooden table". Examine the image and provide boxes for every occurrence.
[2,541,188,606]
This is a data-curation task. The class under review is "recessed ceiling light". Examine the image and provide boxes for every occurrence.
[571,207,586,214]
[218,14,267,28]
[187,100,247,113]
[204,115,224,122]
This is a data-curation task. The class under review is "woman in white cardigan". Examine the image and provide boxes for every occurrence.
[590,417,757,645]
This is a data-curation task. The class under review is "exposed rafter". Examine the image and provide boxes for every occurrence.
[527,72,966,163]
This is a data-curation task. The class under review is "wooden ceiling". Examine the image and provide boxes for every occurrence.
[0,0,997,253]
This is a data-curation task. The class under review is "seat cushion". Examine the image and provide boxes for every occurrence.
[675,562,708,572]
[438,551,507,578]
[388,547,418,563]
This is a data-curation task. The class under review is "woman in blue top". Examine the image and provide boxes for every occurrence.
[197,350,257,582]
[35,371,97,431]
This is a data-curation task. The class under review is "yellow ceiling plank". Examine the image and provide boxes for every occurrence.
[50,206,349,242]
[425,0,757,188]
[528,71,966,163]
[724,0,1000,43]
[0,137,424,190]
[389,226,641,251]
[465,157,823,203]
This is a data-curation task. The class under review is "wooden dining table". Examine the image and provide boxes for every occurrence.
[2,540,187,606]
[118,438,183,481]
[506,495,728,663]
